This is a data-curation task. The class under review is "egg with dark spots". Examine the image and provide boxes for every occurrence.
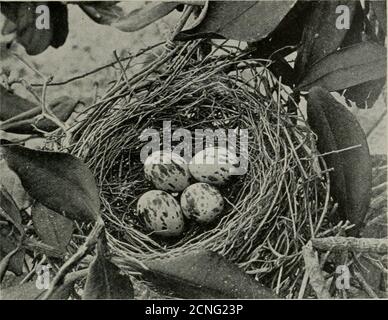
[144,151,191,192]
[181,183,224,223]
[189,147,240,185]
[137,190,185,237]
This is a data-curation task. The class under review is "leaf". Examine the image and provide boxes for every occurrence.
[0,160,32,210]
[112,2,178,33]
[49,2,69,48]
[250,1,311,87]
[1,96,78,134]
[295,1,359,80]
[344,78,386,109]
[340,1,365,48]
[0,145,100,223]
[0,186,25,276]
[31,202,74,254]
[1,2,53,55]
[0,247,21,283]
[307,87,372,236]
[0,224,24,276]
[298,42,387,91]
[79,1,125,25]
[175,0,297,42]
[143,250,277,299]
[0,185,23,233]
[0,85,37,122]
[83,247,133,299]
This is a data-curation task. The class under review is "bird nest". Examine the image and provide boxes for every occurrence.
[61,40,334,298]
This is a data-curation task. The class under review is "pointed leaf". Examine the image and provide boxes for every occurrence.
[250,1,311,86]
[0,145,100,223]
[112,2,178,32]
[83,248,133,299]
[298,42,387,91]
[307,87,372,235]
[295,1,358,79]
[143,250,277,299]
[175,0,297,42]
[32,202,74,254]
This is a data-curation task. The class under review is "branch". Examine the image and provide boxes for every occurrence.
[312,237,388,254]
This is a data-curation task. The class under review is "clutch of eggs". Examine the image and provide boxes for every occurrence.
[144,151,191,192]
[189,147,240,185]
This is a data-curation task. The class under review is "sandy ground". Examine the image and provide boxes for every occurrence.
[1,3,386,154]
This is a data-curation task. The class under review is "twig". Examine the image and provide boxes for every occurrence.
[302,241,331,299]
[312,237,388,254]
[30,42,164,87]
[41,219,104,300]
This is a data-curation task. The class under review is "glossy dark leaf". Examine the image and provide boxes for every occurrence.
[341,1,365,48]
[143,250,277,299]
[298,42,387,91]
[307,87,372,236]
[0,145,100,223]
[49,2,69,48]
[1,2,53,55]
[175,1,297,42]
[83,247,133,299]
[0,85,37,121]
[249,1,311,87]
[295,1,358,80]
[32,202,74,254]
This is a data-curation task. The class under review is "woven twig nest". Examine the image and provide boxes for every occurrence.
[65,40,333,297]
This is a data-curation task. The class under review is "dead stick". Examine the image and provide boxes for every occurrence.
[312,237,388,254]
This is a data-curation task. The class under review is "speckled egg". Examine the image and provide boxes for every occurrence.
[144,151,191,192]
[189,147,239,185]
[137,190,185,237]
[180,183,224,223]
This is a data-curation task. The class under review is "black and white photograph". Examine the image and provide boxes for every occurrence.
[0,0,387,305]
